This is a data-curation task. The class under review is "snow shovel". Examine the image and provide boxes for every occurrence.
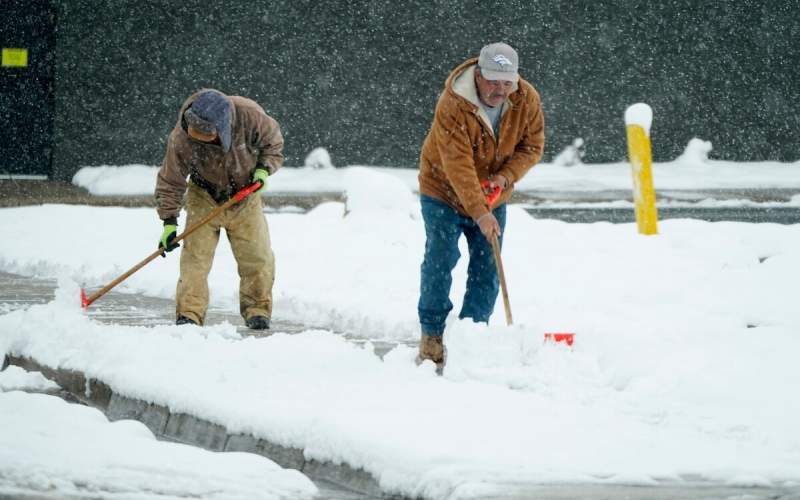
[482,180,513,326]
[482,180,576,346]
[80,182,263,308]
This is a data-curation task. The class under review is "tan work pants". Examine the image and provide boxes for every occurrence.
[176,183,275,325]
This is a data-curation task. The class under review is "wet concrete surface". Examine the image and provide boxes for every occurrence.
[516,187,800,204]
[0,179,344,211]
[526,205,800,224]
[516,188,800,224]
[0,270,402,357]
[4,270,800,498]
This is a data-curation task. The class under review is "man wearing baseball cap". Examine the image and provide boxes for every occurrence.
[155,89,283,330]
[417,42,545,367]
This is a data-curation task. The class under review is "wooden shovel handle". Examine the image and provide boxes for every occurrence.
[483,181,513,326]
[491,234,513,326]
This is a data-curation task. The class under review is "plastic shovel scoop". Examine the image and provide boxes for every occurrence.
[544,332,575,347]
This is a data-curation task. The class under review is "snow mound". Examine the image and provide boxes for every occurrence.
[54,274,84,309]
[304,147,334,169]
[0,391,317,499]
[552,138,585,167]
[343,167,417,217]
[0,366,60,392]
[443,320,597,395]
[676,138,713,165]
[72,165,157,196]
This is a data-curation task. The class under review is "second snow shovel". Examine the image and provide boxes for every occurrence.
[80,181,263,308]
[481,180,513,326]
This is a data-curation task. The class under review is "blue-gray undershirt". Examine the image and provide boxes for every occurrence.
[481,102,503,138]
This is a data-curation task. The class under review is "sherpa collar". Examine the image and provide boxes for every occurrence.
[450,62,517,137]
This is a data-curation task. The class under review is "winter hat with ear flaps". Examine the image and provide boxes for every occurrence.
[184,89,233,152]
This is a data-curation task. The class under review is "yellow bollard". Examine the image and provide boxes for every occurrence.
[625,103,658,235]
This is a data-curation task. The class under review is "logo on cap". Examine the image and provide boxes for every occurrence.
[493,54,513,67]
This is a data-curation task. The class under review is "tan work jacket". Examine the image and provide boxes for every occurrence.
[419,58,545,220]
[156,90,283,221]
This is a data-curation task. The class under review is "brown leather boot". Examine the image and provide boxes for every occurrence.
[417,334,445,364]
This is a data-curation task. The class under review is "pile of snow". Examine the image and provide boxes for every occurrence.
[344,166,418,217]
[0,390,316,499]
[0,366,59,392]
[72,164,157,196]
[676,137,714,164]
[304,147,334,169]
[70,144,800,197]
[551,137,585,167]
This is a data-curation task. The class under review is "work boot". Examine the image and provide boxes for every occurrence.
[417,334,445,365]
[176,315,197,326]
[245,315,270,330]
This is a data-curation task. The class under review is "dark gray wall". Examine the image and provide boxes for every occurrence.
[50,0,800,180]
[0,0,56,177]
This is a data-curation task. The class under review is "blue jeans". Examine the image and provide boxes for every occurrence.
[418,195,506,336]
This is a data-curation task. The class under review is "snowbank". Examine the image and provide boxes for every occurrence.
[71,144,800,196]
[0,365,59,392]
[0,390,316,499]
[72,164,158,196]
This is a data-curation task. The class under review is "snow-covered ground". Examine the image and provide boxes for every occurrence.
[2,152,800,499]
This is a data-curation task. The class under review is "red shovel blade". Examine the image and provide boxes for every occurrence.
[544,332,575,346]
[80,288,89,309]
[481,180,502,207]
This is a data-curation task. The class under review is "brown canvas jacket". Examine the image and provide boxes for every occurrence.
[419,58,544,220]
[155,90,284,221]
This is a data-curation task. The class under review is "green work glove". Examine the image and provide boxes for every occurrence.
[252,168,269,193]
[158,223,179,256]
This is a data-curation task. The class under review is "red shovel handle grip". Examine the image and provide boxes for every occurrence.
[481,180,502,208]
[233,182,262,202]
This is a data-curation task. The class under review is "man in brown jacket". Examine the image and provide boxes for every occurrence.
[155,89,283,330]
[417,42,544,364]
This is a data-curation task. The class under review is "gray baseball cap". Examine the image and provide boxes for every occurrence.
[477,42,519,82]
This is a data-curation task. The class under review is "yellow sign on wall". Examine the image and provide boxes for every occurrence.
[2,48,28,67]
